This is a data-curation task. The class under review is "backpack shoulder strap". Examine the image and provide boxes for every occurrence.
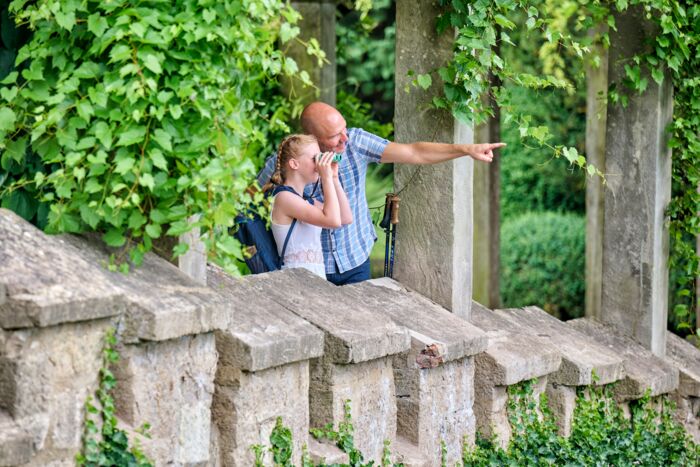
[272,185,315,205]
[279,219,297,267]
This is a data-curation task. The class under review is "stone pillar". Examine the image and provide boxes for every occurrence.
[178,217,207,286]
[284,2,336,107]
[473,76,501,308]
[394,0,474,319]
[585,26,608,321]
[601,6,672,356]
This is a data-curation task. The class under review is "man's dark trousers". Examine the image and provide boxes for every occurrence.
[326,258,371,286]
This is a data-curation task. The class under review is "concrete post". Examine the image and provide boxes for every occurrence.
[284,2,336,107]
[178,217,207,286]
[584,26,608,321]
[473,73,501,309]
[601,6,672,356]
[394,0,473,319]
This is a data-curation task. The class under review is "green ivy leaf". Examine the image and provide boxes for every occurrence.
[103,229,126,247]
[87,13,109,37]
[116,126,147,147]
[0,107,16,131]
[142,54,162,75]
[152,129,172,151]
[416,73,432,90]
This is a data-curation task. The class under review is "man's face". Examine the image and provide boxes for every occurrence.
[315,114,348,154]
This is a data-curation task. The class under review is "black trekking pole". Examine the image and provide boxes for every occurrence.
[388,195,400,278]
[379,193,394,277]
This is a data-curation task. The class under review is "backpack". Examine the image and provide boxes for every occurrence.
[233,185,311,274]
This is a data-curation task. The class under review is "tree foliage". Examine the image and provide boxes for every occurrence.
[0,0,320,273]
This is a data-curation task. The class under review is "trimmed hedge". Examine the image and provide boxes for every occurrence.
[501,211,585,320]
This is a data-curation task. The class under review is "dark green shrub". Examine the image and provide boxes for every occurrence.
[499,84,586,222]
[500,211,585,320]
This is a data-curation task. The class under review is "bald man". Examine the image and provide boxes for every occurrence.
[258,101,505,286]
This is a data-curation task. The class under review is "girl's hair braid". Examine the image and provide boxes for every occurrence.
[262,134,317,193]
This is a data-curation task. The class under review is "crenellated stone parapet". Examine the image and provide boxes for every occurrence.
[243,269,410,462]
[1,207,700,466]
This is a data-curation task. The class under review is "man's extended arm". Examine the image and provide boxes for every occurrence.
[380,141,505,165]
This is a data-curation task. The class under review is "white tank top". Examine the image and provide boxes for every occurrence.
[271,212,326,279]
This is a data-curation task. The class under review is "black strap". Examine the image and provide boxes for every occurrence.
[272,185,312,267]
[279,219,297,267]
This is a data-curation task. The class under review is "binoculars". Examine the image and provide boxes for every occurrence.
[316,153,343,163]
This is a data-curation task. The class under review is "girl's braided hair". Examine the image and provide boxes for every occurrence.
[262,134,317,193]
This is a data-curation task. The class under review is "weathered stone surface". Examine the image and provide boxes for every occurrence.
[665,331,700,397]
[208,265,324,372]
[601,5,672,356]
[670,393,700,443]
[568,318,678,400]
[394,355,475,465]
[472,384,509,446]
[546,383,577,437]
[214,360,312,466]
[0,209,125,329]
[243,269,410,364]
[0,415,31,466]
[308,438,348,465]
[62,235,229,342]
[310,357,397,462]
[352,279,487,362]
[496,306,625,385]
[474,377,549,448]
[393,436,428,467]
[343,280,481,464]
[112,333,217,466]
[471,304,561,385]
[0,319,109,464]
[394,0,474,319]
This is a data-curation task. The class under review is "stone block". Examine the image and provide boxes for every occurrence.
[348,279,483,464]
[243,269,410,364]
[471,305,561,386]
[495,306,625,385]
[213,360,312,466]
[393,436,428,467]
[0,319,109,464]
[352,279,488,362]
[665,331,700,397]
[474,377,549,449]
[308,438,348,465]
[310,356,397,462]
[669,392,700,443]
[394,355,475,465]
[0,209,125,329]
[568,319,678,400]
[0,412,49,466]
[546,383,577,437]
[111,333,217,466]
[62,235,229,343]
[208,265,324,372]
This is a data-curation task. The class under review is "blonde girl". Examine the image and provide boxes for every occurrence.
[263,134,352,278]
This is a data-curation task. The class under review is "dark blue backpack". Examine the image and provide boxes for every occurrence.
[233,185,311,274]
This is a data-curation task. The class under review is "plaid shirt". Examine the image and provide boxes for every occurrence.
[257,128,388,274]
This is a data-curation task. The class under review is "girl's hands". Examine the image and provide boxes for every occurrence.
[316,151,336,179]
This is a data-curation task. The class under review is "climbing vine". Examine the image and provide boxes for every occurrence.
[463,379,699,465]
[0,0,324,273]
[76,328,153,467]
[434,0,699,334]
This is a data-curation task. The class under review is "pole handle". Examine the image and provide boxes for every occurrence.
[390,195,400,224]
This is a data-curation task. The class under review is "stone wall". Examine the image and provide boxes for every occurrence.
[1,208,700,466]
